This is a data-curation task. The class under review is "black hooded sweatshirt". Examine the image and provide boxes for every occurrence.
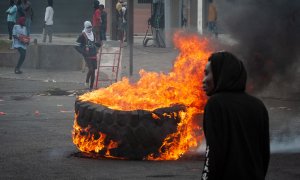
[201,52,270,180]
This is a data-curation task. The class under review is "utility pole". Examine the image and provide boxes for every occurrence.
[128,0,134,76]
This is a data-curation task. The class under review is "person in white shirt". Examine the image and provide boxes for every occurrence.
[121,2,128,41]
[43,0,54,43]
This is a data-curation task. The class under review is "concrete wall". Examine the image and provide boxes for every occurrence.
[0,44,83,70]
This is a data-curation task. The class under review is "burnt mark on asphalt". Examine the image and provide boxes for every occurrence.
[10,95,33,101]
[38,88,87,96]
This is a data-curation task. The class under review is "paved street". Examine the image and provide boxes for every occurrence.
[0,35,300,179]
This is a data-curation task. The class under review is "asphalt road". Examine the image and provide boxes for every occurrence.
[0,77,300,179]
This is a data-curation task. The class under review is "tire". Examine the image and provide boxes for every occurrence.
[74,99,186,160]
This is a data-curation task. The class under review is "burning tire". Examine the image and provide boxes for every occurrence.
[74,99,186,160]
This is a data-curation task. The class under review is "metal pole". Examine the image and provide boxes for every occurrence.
[128,0,134,76]
[164,0,171,48]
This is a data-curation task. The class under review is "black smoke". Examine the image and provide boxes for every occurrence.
[218,0,300,93]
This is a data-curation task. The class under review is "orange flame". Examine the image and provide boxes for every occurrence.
[72,32,212,160]
[72,114,119,157]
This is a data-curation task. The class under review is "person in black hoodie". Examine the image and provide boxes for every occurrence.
[201,51,270,180]
[75,21,101,91]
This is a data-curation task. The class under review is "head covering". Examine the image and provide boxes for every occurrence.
[17,17,26,26]
[208,51,247,94]
[48,0,53,7]
[94,0,99,9]
[9,0,15,6]
[82,21,94,41]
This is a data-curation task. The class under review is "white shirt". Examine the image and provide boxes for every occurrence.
[44,6,54,25]
[122,7,127,23]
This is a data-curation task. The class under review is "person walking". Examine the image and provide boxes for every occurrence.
[21,0,33,36]
[92,0,101,43]
[99,4,107,41]
[12,17,29,74]
[207,0,218,38]
[6,0,17,40]
[201,51,270,180]
[75,21,101,91]
[43,0,54,43]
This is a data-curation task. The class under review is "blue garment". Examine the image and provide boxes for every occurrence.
[12,25,27,50]
[6,5,17,23]
[208,21,218,35]
[25,18,31,36]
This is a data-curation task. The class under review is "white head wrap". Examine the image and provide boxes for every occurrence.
[82,21,94,41]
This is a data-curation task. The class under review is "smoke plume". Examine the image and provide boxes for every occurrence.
[218,0,300,92]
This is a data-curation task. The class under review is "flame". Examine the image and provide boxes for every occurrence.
[72,32,212,160]
[72,114,119,157]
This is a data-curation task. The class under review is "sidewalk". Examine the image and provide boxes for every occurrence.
[0,33,242,85]
[0,34,179,87]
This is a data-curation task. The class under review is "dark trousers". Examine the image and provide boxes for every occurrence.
[100,28,106,41]
[85,58,97,89]
[7,21,15,40]
[16,47,26,70]
[43,25,53,43]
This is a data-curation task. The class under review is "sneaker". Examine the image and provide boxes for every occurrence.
[14,69,23,74]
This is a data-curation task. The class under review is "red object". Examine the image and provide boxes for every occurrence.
[19,34,30,44]
[17,17,26,26]
[93,9,101,27]
[0,112,6,116]
[35,110,40,116]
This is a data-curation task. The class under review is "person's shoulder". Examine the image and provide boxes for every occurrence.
[76,33,85,42]
[77,32,85,38]
[206,94,223,108]
[46,6,53,10]
[208,93,225,101]
[79,33,85,38]
[206,92,238,106]
[245,93,266,106]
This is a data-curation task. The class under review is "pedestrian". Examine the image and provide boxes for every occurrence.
[92,0,101,43]
[116,0,123,40]
[6,0,17,40]
[21,0,33,36]
[75,21,101,91]
[43,0,54,43]
[12,16,29,74]
[207,0,218,38]
[99,4,107,41]
[201,51,270,180]
[121,2,128,42]
[16,0,25,19]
